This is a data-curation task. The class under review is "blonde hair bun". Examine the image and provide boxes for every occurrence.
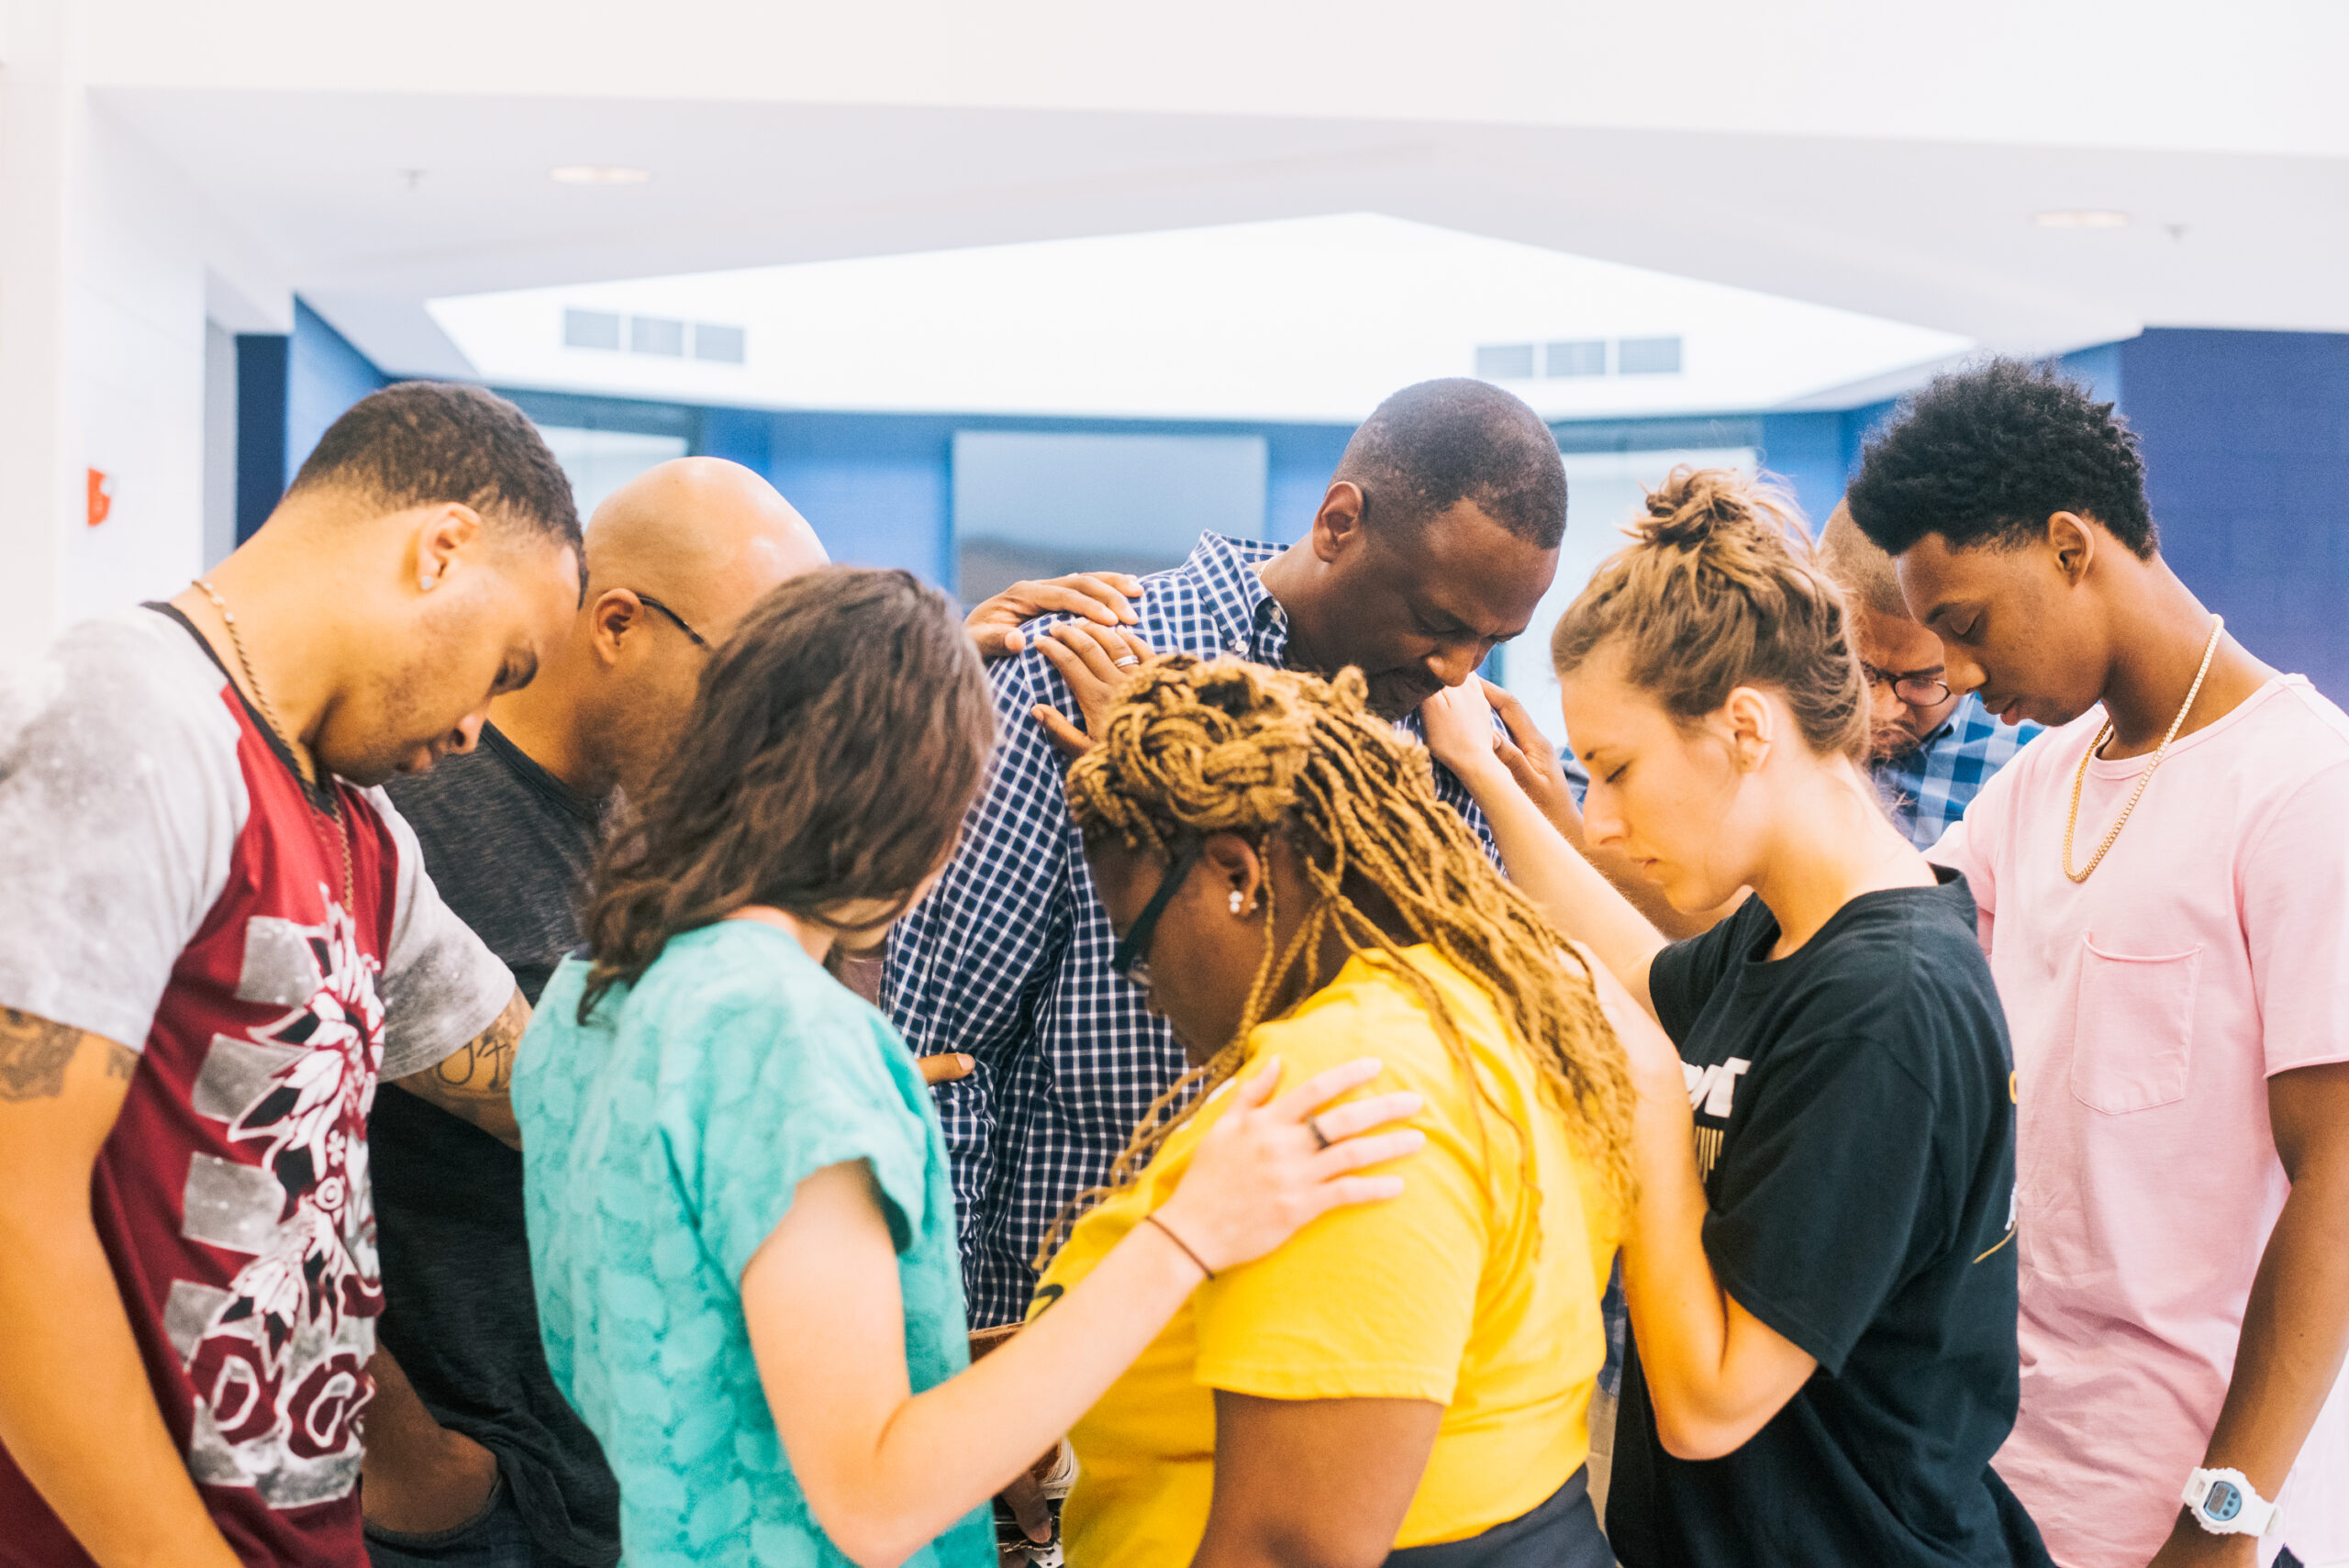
[1636,466,1770,550]
[1553,466,1871,762]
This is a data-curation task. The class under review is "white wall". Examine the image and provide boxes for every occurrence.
[1494,447,1756,749]
[0,0,290,659]
[64,104,209,624]
[0,0,83,663]
[203,320,239,569]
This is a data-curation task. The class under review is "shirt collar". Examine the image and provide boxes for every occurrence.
[1887,694,1982,761]
[1184,532,1288,662]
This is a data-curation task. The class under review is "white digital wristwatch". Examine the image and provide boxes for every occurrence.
[2181,1467,2280,1538]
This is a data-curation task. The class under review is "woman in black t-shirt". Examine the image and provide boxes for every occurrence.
[1422,468,2049,1568]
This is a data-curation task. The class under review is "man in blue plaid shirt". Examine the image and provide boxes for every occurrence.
[1822,503,2042,850]
[885,379,1570,1326]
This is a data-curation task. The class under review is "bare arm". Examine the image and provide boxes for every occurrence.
[0,1010,244,1568]
[359,1346,499,1533]
[747,1060,1422,1568]
[2143,1060,2349,1568]
[1190,1394,1441,1568]
[1581,956,1820,1460]
[393,987,526,1149]
[1420,683,1674,1018]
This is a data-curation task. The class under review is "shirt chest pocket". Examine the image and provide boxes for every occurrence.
[2069,935,2201,1115]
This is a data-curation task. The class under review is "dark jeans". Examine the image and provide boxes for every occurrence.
[365,1477,564,1568]
[1384,1467,1613,1568]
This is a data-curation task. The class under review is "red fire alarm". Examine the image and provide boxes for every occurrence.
[86,469,112,528]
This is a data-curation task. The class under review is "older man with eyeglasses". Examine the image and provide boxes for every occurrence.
[1820,501,2043,850]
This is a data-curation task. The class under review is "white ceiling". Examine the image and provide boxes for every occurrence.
[428,214,1974,421]
[83,0,2349,405]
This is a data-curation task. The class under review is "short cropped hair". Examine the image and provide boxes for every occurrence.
[1817,503,1909,619]
[285,382,583,559]
[1845,358,2155,560]
[1338,379,1568,549]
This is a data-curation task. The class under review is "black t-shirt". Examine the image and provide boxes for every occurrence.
[1605,871,2049,1568]
[374,725,618,1565]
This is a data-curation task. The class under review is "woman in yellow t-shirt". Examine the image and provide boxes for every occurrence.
[1027,652,1633,1568]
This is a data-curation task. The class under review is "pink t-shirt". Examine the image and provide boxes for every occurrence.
[1931,676,2349,1568]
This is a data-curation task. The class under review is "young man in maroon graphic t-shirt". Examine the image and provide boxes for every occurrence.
[0,383,583,1568]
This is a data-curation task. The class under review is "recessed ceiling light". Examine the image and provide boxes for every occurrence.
[551,165,651,185]
[2032,209,2130,228]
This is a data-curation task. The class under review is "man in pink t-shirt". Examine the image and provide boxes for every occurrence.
[1847,360,2349,1568]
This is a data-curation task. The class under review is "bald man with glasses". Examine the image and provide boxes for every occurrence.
[1820,501,2043,850]
[359,457,1148,1568]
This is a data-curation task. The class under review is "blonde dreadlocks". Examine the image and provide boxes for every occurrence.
[1042,655,1634,1262]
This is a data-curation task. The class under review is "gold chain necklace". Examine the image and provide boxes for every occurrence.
[192,579,355,911]
[2061,614,2224,884]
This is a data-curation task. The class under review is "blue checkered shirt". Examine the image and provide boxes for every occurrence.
[1874,693,2043,851]
[884,532,1496,1326]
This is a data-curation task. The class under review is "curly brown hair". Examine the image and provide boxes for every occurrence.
[1044,655,1634,1258]
[577,567,995,1021]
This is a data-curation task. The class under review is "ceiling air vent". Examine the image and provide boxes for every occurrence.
[629,317,687,357]
[1545,340,1606,378]
[1475,344,1538,381]
[693,323,747,364]
[563,309,621,350]
[1618,336,1683,375]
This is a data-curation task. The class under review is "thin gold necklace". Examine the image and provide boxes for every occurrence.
[2062,614,2224,884]
[192,580,354,911]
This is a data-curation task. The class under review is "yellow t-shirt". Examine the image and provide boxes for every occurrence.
[1030,945,1620,1568]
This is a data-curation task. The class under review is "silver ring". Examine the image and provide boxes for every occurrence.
[1307,1115,1331,1151]
[1114,655,1141,669]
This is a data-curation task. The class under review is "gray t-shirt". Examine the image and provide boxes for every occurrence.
[375,726,619,1565]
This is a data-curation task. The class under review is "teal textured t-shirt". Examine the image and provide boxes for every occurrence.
[515,921,990,1567]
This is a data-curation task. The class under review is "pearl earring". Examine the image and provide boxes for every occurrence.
[1229,890,1246,916]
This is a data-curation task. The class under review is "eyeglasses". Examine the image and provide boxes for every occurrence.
[1111,841,1202,990]
[634,593,709,649]
[1861,662,1952,708]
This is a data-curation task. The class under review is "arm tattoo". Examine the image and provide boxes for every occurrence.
[0,1008,90,1101]
[430,991,525,1096]
[394,989,528,1148]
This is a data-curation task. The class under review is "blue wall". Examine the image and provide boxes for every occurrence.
[691,339,2349,702]
[2116,328,2349,698]
[233,298,391,541]
[232,333,290,542]
[686,406,1361,581]
[286,299,390,481]
[232,313,2340,699]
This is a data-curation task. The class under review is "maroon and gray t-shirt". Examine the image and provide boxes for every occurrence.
[0,606,512,1567]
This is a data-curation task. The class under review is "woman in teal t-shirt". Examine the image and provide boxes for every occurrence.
[513,568,1426,1568]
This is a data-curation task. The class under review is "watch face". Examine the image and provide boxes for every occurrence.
[2204,1480,2243,1523]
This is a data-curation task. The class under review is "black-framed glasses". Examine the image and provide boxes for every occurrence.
[1861,662,1952,708]
[1111,841,1202,990]
[635,593,709,649]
